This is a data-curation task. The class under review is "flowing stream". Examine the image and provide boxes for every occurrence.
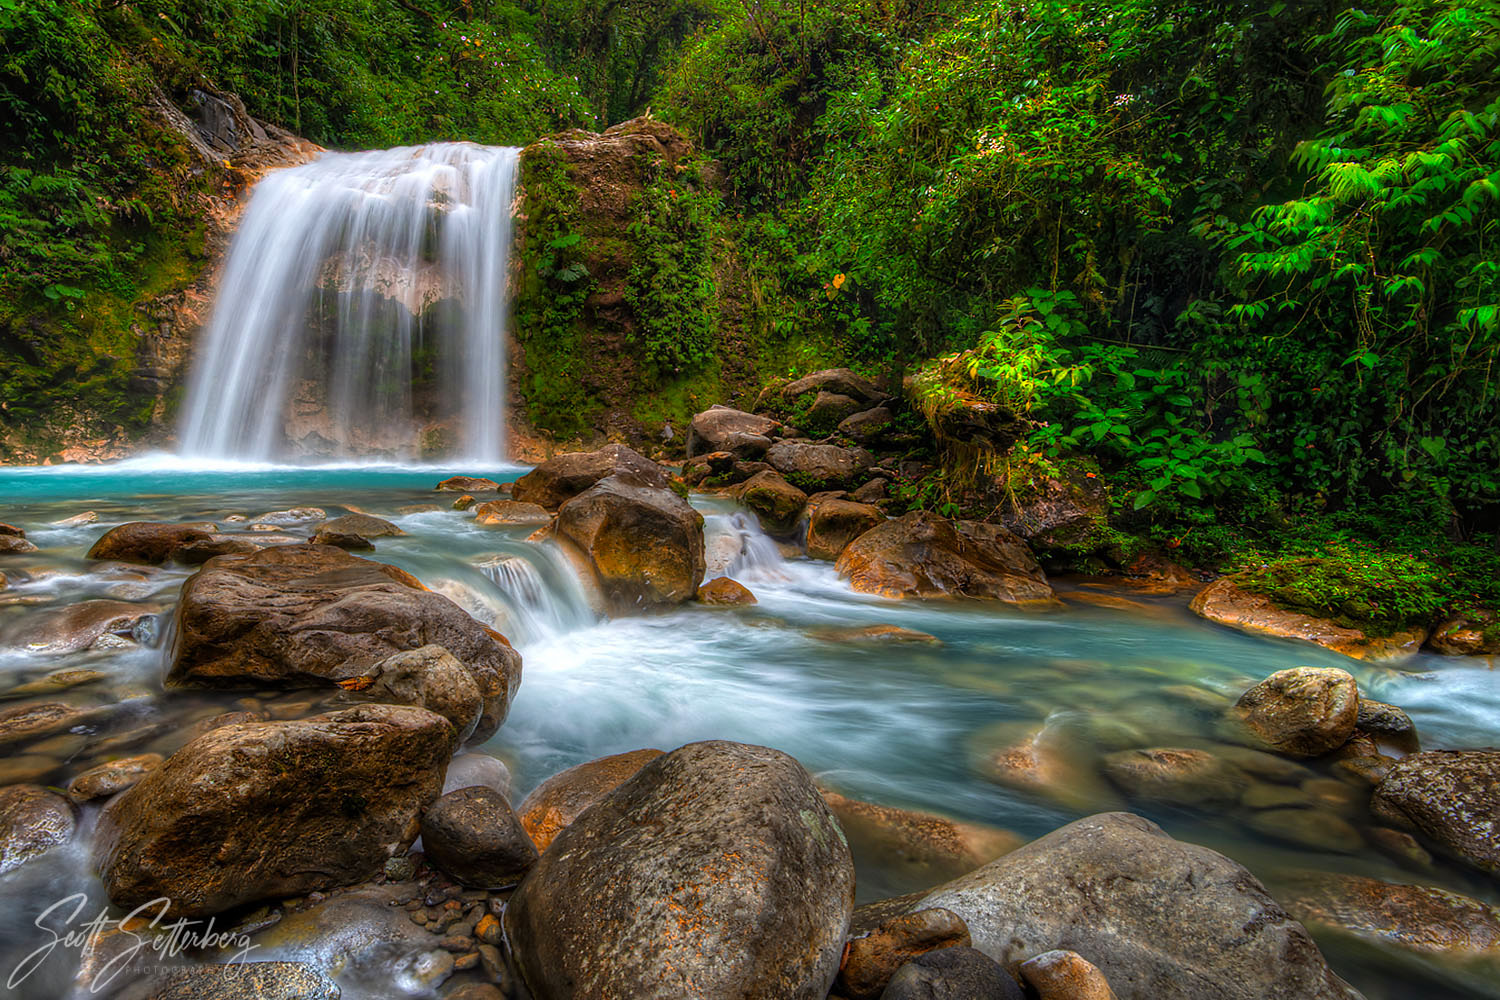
[178,144,520,463]
[0,461,1497,999]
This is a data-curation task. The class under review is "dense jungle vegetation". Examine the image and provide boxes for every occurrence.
[2,0,1498,622]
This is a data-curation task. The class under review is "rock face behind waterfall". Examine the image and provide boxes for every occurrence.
[505,741,855,1000]
[94,705,453,917]
[166,543,522,740]
[916,812,1363,1000]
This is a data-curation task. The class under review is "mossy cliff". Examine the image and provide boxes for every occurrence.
[509,118,845,459]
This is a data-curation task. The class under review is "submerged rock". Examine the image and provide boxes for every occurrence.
[688,405,779,458]
[917,812,1362,1000]
[1101,747,1248,807]
[1190,579,1426,660]
[420,785,538,889]
[0,701,101,751]
[552,474,705,609]
[838,512,1054,603]
[1278,871,1500,958]
[505,741,855,1000]
[1370,749,1500,876]
[0,784,75,875]
[806,498,883,561]
[94,705,454,917]
[118,962,341,1000]
[167,543,521,741]
[512,444,668,510]
[820,788,1024,887]
[0,599,160,654]
[838,908,972,1000]
[517,748,664,852]
[1230,666,1359,758]
[734,470,808,536]
[1246,808,1364,853]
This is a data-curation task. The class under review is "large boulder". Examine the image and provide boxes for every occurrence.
[916,812,1362,1000]
[806,499,883,562]
[1370,750,1500,876]
[1191,579,1427,660]
[0,784,75,875]
[782,368,886,406]
[512,444,668,510]
[1230,667,1359,758]
[354,644,484,742]
[86,521,231,565]
[94,705,454,917]
[505,741,855,1000]
[734,470,808,536]
[836,512,1055,603]
[688,405,779,458]
[517,748,664,852]
[766,440,875,491]
[552,474,705,609]
[166,543,521,741]
[420,785,538,889]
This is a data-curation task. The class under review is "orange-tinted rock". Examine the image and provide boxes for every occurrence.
[836,512,1054,603]
[806,499,883,561]
[734,470,808,536]
[1191,578,1426,660]
[517,749,664,852]
[820,789,1023,886]
[837,908,971,1000]
[473,500,552,526]
[1018,950,1117,1000]
[697,577,756,606]
[1230,667,1359,758]
[554,475,705,609]
[436,476,500,492]
[1280,871,1500,958]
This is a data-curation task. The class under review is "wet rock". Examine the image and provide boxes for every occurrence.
[0,535,39,554]
[121,962,341,1000]
[436,476,500,492]
[505,741,855,1000]
[809,624,941,645]
[452,494,478,510]
[839,406,895,445]
[734,470,808,536]
[94,704,455,917]
[1428,609,1500,656]
[0,755,60,785]
[918,812,1361,1000]
[838,908,972,1000]
[1230,666,1359,758]
[766,440,875,491]
[1370,749,1500,875]
[322,512,405,537]
[1279,871,1500,957]
[0,599,160,654]
[552,474,706,609]
[1246,808,1364,853]
[1018,950,1117,1000]
[782,368,886,406]
[697,577,756,605]
[1191,578,1427,660]
[687,405,780,458]
[352,645,484,742]
[837,512,1054,603]
[0,784,75,875]
[1212,744,1318,784]
[251,506,327,526]
[512,444,668,510]
[820,789,1023,887]
[975,722,1120,812]
[86,521,225,564]
[807,499,883,561]
[0,522,25,537]
[67,753,163,803]
[1301,776,1365,816]
[880,946,1023,1000]
[517,748,663,852]
[1240,782,1313,809]
[1101,747,1248,807]
[473,500,552,526]
[0,701,99,750]
[308,529,373,550]
[167,543,521,741]
[1356,699,1419,753]
[1366,826,1434,869]
[421,786,538,889]
[249,883,443,983]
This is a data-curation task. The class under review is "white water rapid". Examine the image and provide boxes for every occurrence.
[179,143,520,462]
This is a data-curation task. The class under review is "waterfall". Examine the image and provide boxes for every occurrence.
[476,546,595,643]
[178,143,520,462]
[704,511,788,582]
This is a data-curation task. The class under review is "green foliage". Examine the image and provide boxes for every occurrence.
[625,154,720,377]
[1233,542,1448,635]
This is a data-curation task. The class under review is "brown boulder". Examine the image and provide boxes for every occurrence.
[1230,666,1359,758]
[517,748,664,852]
[1428,610,1500,656]
[820,789,1023,887]
[735,470,808,536]
[806,499,883,561]
[351,644,485,742]
[837,908,972,1000]
[697,577,757,605]
[420,785,538,889]
[1371,749,1500,876]
[0,784,75,875]
[687,405,779,458]
[436,476,500,492]
[86,521,223,564]
[1191,578,1427,660]
[473,500,552,526]
[504,741,855,1000]
[0,535,38,554]
[94,705,454,917]
[553,475,705,609]
[512,444,667,510]
[320,512,404,537]
[766,440,875,490]
[836,512,1054,603]
[166,543,522,741]
[1101,747,1248,807]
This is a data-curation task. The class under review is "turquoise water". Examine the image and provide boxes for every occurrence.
[1,461,1497,999]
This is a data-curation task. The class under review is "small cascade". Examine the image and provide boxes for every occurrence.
[704,511,788,582]
[179,143,520,462]
[477,545,594,643]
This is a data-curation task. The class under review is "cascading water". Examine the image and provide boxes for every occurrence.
[703,510,788,582]
[178,143,520,462]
